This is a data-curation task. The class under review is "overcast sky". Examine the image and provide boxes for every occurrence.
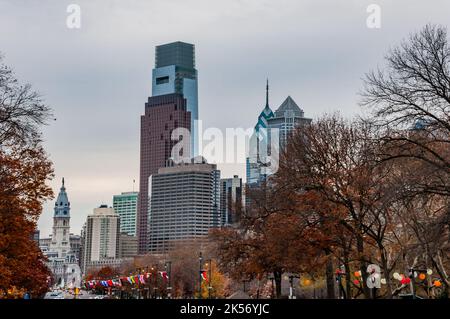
[1,0,449,237]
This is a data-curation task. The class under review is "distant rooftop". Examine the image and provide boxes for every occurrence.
[155,41,195,69]
[274,96,305,118]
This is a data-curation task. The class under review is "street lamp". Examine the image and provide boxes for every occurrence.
[198,252,203,299]
[152,265,158,299]
[207,259,212,299]
[288,274,300,299]
[165,261,172,299]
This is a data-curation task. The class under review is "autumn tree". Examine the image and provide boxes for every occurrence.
[212,182,320,299]
[200,259,228,299]
[361,24,449,197]
[361,24,450,297]
[0,54,54,298]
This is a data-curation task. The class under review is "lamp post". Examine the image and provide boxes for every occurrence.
[165,261,172,299]
[144,266,149,299]
[137,268,141,299]
[152,266,157,299]
[198,252,204,299]
[207,259,212,299]
[288,274,300,299]
[408,267,430,299]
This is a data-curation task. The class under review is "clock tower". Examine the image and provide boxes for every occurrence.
[49,178,71,258]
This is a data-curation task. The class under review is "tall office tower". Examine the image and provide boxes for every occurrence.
[82,205,120,273]
[152,41,198,158]
[267,96,312,149]
[49,178,72,258]
[119,233,138,258]
[220,175,243,226]
[246,81,274,186]
[148,158,221,253]
[113,191,138,236]
[246,85,313,188]
[137,93,191,254]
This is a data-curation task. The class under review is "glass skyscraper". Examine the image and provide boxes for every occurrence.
[152,41,199,158]
[137,93,191,254]
[246,82,312,188]
[246,81,274,186]
[113,191,138,236]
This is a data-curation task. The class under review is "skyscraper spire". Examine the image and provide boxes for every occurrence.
[62,177,65,188]
[266,78,269,107]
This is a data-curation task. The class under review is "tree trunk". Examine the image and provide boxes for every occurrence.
[325,254,336,299]
[356,234,371,299]
[273,270,282,299]
[379,246,392,299]
[343,255,352,299]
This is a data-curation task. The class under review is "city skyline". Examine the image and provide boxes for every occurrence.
[1,0,449,237]
[1,0,449,304]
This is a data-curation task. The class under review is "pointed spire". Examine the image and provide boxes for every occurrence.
[265,78,269,107]
[54,177,70,216]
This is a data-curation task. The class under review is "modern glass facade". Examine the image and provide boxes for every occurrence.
[220,175,243,226]
[246,82,274,186]
[152,41,199,158]
[137,93,191,254]
[246,90,312,189]
[267,96,312,149]
[113,192,138,236]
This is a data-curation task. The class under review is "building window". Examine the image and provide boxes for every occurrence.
[156,76,169,85]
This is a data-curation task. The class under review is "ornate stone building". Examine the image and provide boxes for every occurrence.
[40,178,81,288]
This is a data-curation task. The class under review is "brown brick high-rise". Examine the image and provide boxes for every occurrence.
[137,93,191,254]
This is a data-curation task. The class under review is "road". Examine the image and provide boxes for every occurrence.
[44,290,107,299]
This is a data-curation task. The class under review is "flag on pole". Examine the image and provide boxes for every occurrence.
[139,275,146,284]
[201,271,208,282]
[160,271,169,282]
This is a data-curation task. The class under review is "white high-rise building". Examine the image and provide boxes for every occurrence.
[82,205,120,274]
